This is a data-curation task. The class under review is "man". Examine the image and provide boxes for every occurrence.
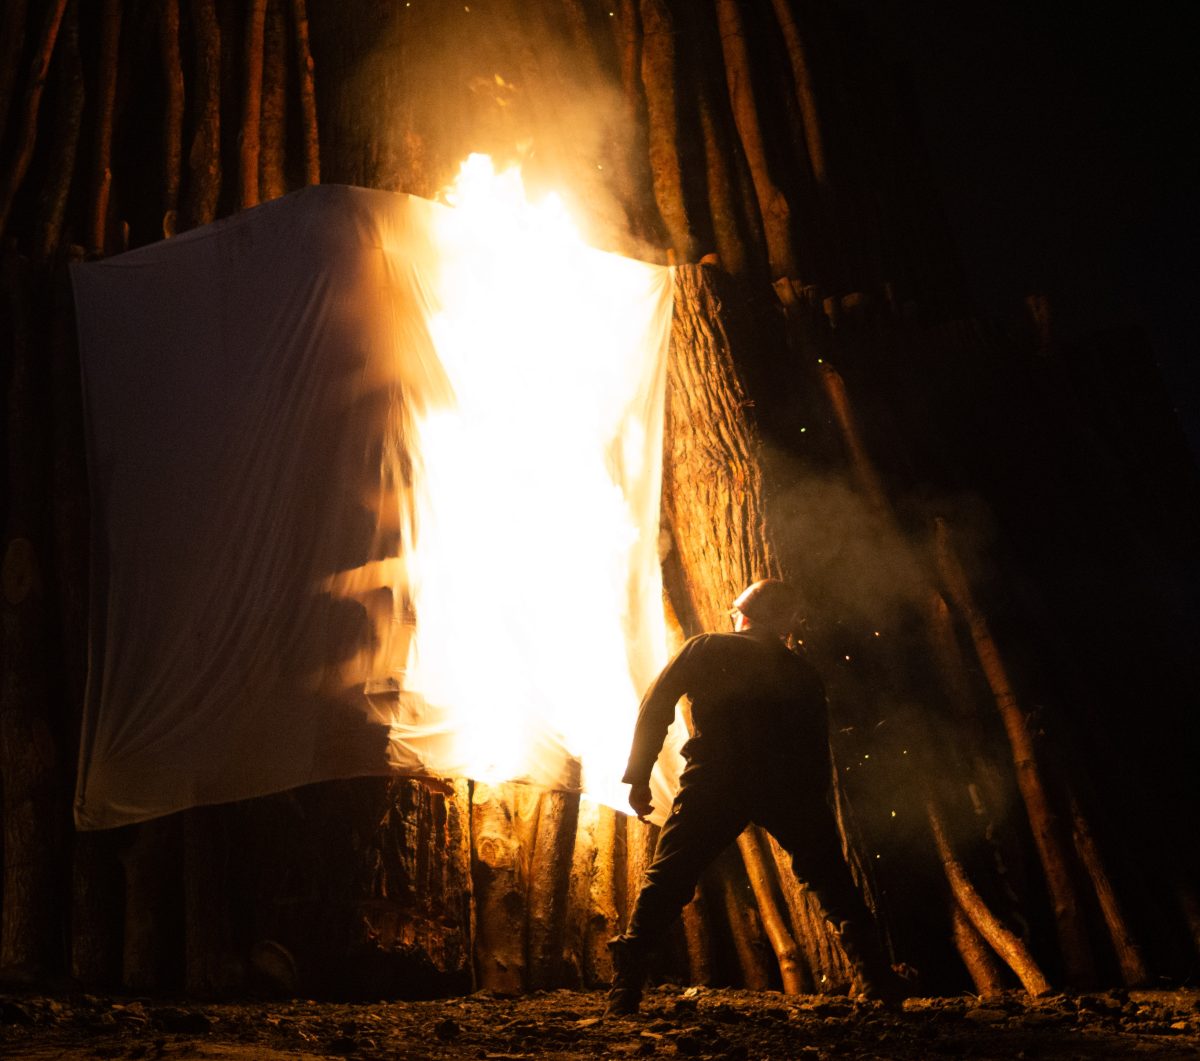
[607,578,899,1015]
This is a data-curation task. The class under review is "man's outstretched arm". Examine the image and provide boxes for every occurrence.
[621,637,702,819]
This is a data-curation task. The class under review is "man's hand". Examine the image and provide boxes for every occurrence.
[628,781,654,822]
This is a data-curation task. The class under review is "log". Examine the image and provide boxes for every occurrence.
[183,0,221,228]
[1068,790,1148,986]
[239,0,269,209]
[934,517,1095,986]
[737,827,806,993]
[0,0,71,238]
[638,0,694,261]
[34,0,84,263]
[526,775,581,989]
[713,848,772,989]
[927,800,1050,996]
[768,0,828,189]
[951,901,1006,997]
[289,0,320,185]
[713,0,796,280]
[259,0,288,202]
[471,782,528,992]
[88,0,121,257]
[160,0,185,236]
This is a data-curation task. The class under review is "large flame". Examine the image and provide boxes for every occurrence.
[392,155,678,812]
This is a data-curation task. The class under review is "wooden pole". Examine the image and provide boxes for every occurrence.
[259,0,287,202]
[34,0,84,263]
[713,0,796,280]
[934,517,1095,986]
[638,0,694,262]
[88,0,121,257]
[736,827,807,993]
[951,901,1006,997]
[0,0,71,238]
[1068,791,1148,986]
[927,800,1050,996]
[183,0,221,228]
[239,0,268,209]
[289,0,320,185]
[159,0,184,236]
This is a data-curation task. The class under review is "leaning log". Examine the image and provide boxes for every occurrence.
[934,517,1095,986]
[0,0,71,238]
[927,800,1050,996]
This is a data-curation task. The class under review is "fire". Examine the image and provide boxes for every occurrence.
[390,155,678,812]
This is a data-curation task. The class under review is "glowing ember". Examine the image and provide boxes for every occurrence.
[392,155,678,812]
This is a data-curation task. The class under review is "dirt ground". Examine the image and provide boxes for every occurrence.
[2,985,1198,1060]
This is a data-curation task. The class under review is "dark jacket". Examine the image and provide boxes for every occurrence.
[622,628,830,790]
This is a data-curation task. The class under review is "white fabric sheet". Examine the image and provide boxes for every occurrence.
[72,184,679,830]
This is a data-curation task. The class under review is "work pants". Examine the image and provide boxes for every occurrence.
[625,763,891,985]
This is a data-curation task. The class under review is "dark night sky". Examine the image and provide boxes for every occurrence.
[853,0,1200,454]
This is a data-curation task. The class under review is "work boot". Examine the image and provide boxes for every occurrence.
[605,935,648,1017]
[831,920,908,1008]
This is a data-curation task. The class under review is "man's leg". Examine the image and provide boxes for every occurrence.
[608,773,747,1014]
[761,800,902,1001]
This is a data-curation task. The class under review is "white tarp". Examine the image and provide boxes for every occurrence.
[72,183,679,830]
